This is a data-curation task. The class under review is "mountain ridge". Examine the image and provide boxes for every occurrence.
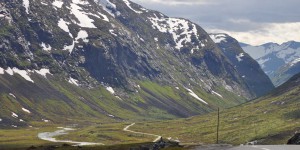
[0,0,272,127]
[241,40,300,86]
[210,33,274,97]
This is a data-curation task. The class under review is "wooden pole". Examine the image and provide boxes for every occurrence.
[217,107,220,144]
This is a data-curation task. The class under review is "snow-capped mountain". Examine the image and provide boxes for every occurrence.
[241,41,300,86]
[0,0,275,127]
[210,33,274,97]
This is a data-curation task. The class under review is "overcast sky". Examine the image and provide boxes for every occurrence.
[131,0,300,46]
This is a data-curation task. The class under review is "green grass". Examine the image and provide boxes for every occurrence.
[128,86,300,145]
[0,126,59,149]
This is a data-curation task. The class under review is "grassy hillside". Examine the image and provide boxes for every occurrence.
[36,74,300,147]
[0,74,299,149]
[0,72,248,128]
[0,73,246,149]
[125,74,300,145]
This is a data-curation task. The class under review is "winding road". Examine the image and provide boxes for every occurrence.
[123,123,162,142]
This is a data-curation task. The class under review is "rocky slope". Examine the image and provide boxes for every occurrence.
[0,0,269,127]
[271,60,300,86]
[209,33,274,97]
[242,41,300,86]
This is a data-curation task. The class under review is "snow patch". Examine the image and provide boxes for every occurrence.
[22,0,30,14]
[72,0,89,5]
[12,112,18,118]
[5,67,34,82]
[108,114,115,118]
[94,0,119,17]
[149,15,199,50]
[212,91,223,98]
[9,93,16,98]
[123,0,143,14]
[22,108,31,114]
[58,19,72,37]
[68,77,80,86]
[185,88,208,104]
[99,13,109,22]
[12,125,17,128]
[40,42,52,51]
[109,29,117,36]
[63,41,75,53]
[12,67,34,83]
[35,69,52,78]
[75,30,89,43]
[243,42,300,66]
[209,34,227,43]
[290,58,300,66]
[42,119,50,122]
[52,0,64,8]
[5,67,13,75]
[0,67,4,74]
[19,119,24,122]
[0,118,2,122]
[225,85,233,92]
[236,53,245,62]
[106,86,115,94]
[70,1,97,28]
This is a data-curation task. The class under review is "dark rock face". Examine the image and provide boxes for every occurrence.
[287,133,300,144]
[209,33,275,98]
[271,61,300,87]
[0,0,255,98]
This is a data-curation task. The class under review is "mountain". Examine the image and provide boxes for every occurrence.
[209,33,274,97]
[242,41,300,86]
[270,58,300,86]
[0,0,269,128]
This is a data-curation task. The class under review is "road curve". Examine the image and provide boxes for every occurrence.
[123,123,162,142]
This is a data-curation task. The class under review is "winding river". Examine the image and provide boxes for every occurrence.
[38,127,104,146]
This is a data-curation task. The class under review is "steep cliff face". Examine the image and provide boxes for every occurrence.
[271,60,300,86]
[210,33,274,97]
[0,0,258,127]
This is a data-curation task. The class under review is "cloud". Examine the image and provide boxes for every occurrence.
[132,0,213,5]
[131,0,300,45]
[208,22,300,45]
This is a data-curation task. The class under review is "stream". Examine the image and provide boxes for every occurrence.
[37,127,104,146]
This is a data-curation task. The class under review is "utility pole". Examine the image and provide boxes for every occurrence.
[217,107,220,144]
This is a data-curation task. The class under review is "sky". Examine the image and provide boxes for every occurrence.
[131,0,300,46]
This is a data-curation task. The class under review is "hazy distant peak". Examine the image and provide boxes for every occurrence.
[281,41,300,49]
[239,42,251,47]
[261,42,280,49]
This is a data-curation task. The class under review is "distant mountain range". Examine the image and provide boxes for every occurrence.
[241,41,300,86]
